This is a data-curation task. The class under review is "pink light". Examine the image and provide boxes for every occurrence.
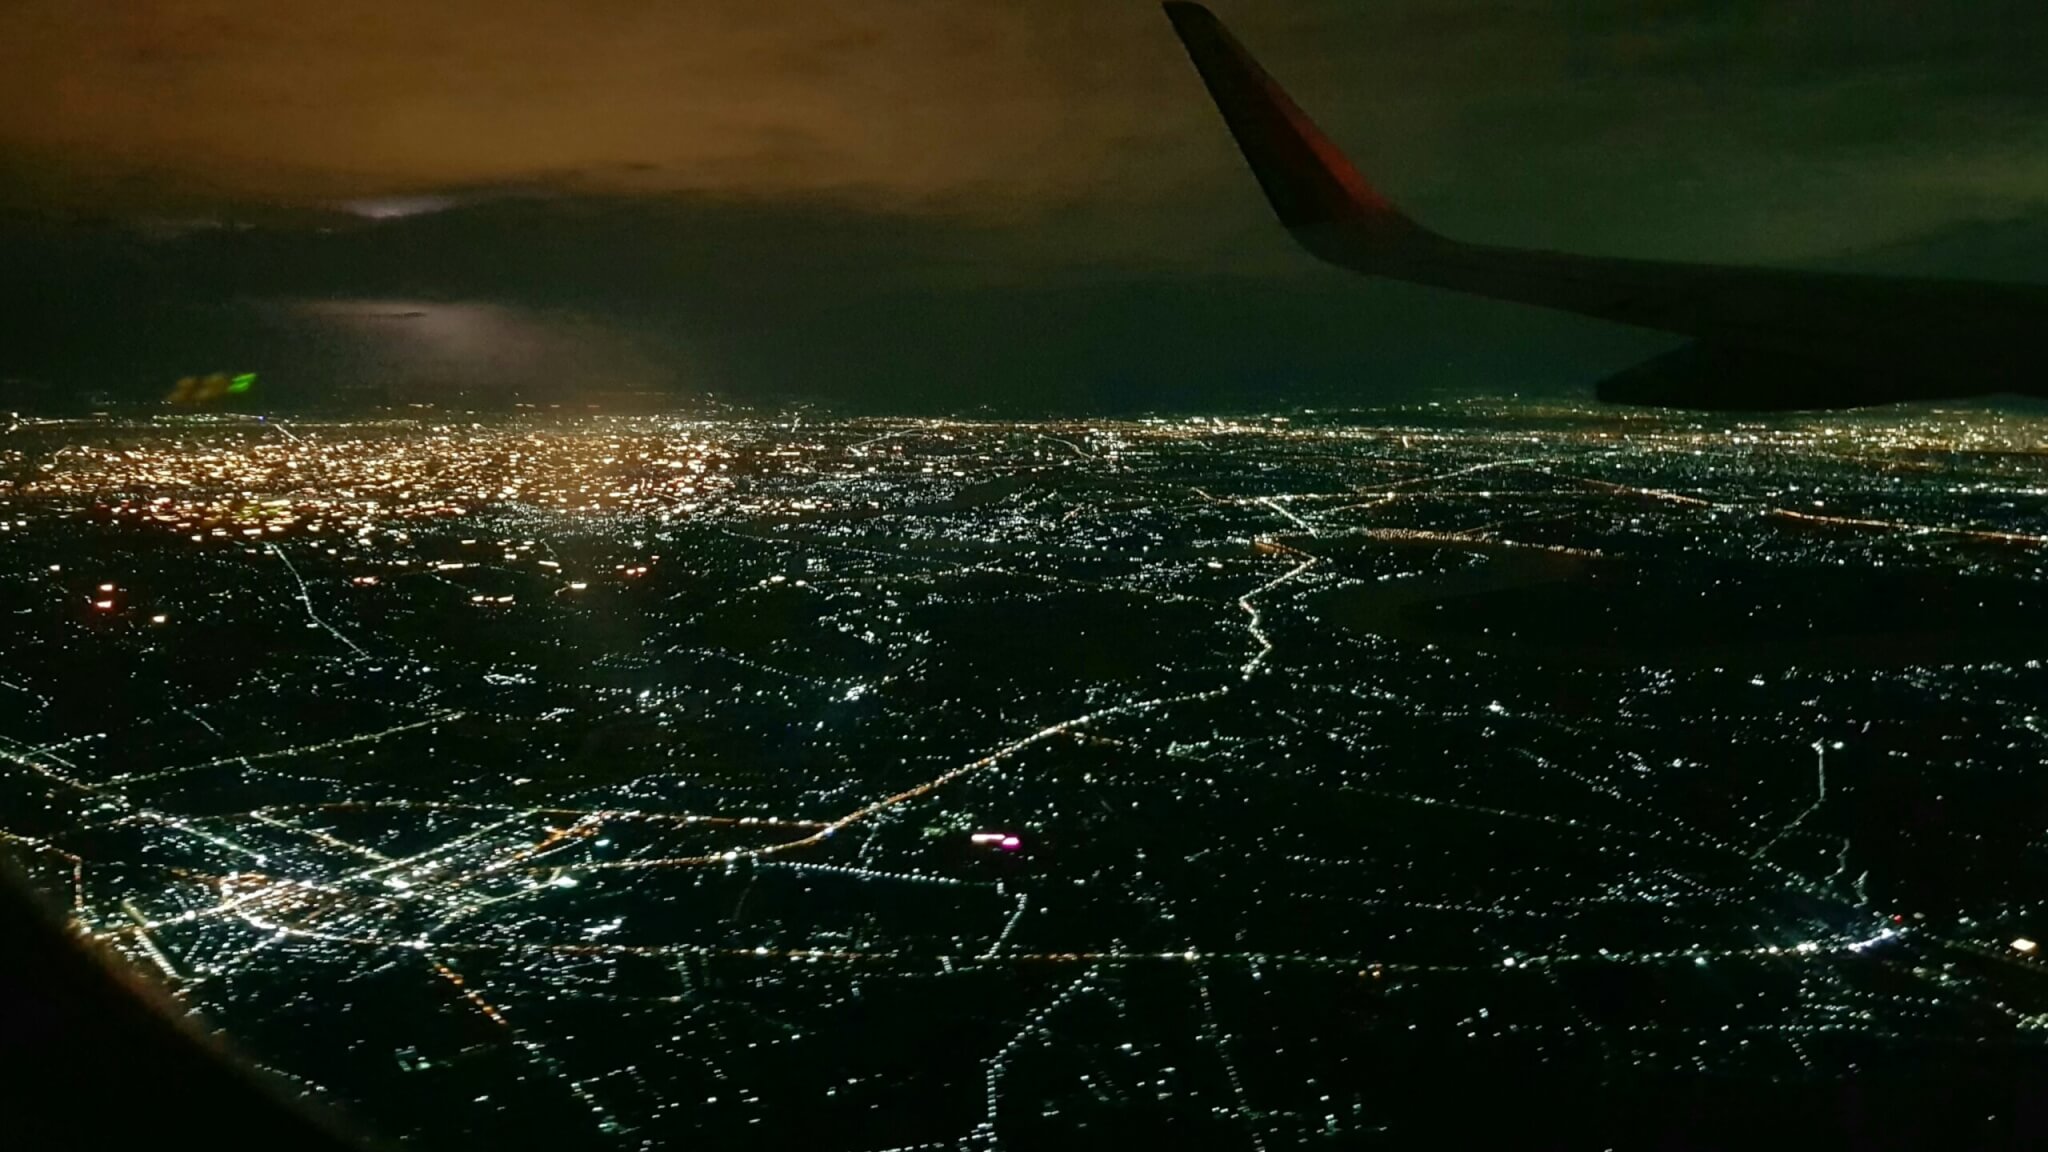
[999,836,1021,851]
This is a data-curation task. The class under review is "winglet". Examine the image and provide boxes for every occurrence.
[1164,3,1429,246]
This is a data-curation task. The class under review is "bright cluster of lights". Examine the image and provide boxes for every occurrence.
[1,403,2043,1148]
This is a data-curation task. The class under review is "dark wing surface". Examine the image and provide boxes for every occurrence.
[1163,2,2048,409]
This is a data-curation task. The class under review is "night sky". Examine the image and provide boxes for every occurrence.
[6,0,2048,413]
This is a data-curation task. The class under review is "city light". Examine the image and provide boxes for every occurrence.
[2,402,2044,1148]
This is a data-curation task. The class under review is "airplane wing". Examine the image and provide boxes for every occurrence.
[1162,2,2048,409]
[0,869,366,1149]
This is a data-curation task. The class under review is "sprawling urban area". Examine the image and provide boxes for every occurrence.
[3,401,2045,1148]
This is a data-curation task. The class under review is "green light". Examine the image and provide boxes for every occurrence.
[229,372,256,394]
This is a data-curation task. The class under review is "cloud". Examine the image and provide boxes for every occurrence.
[6,0,2046,268]
[0,194,1673,411]
[0,0,1203,216]
[9,186,2046,414]
[5,2,2047,413]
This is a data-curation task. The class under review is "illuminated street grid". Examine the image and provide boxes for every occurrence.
[2,402,2046,1148]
